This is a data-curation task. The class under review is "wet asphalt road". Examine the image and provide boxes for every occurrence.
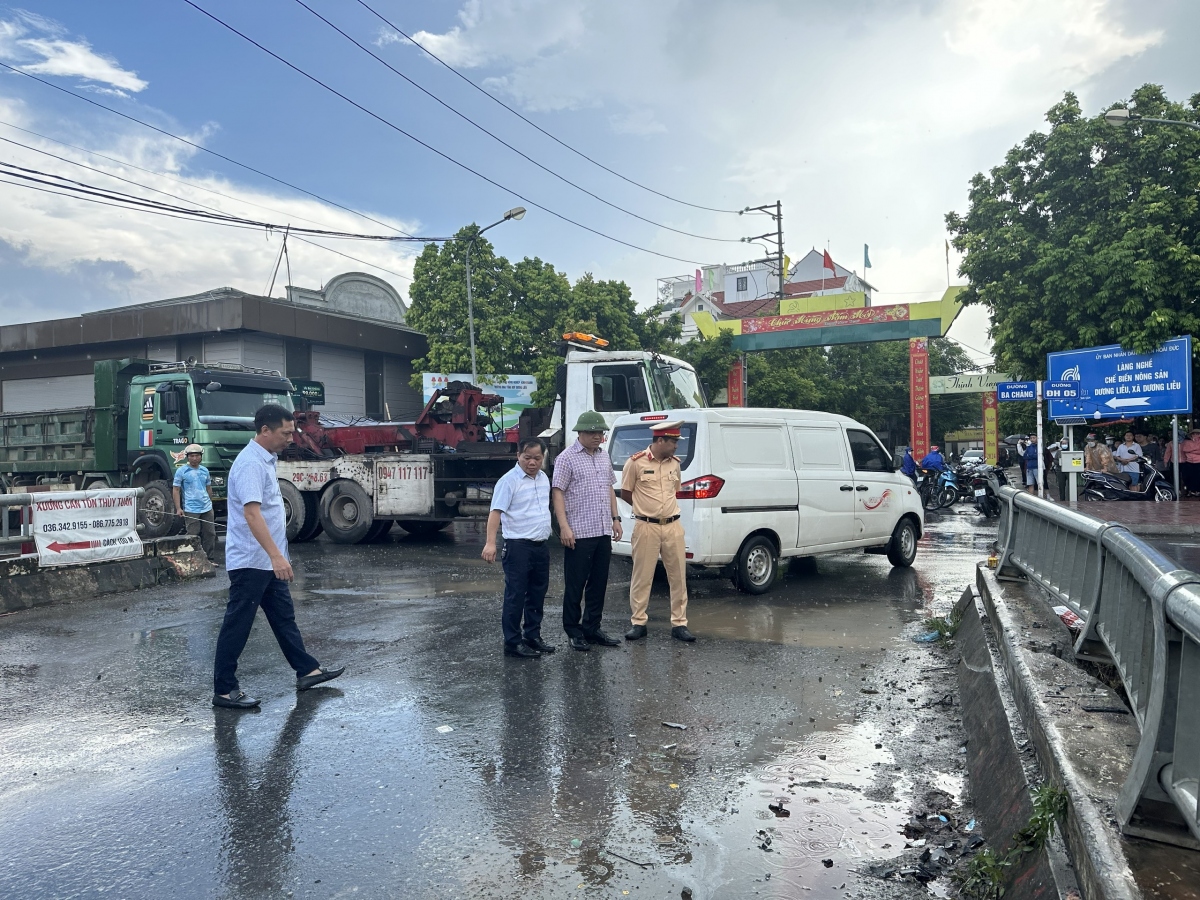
[1,509,994,900]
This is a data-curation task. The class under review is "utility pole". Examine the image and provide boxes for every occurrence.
[735,201,786,408]
[740,201,785,300]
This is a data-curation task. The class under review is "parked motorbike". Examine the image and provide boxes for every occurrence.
[916,468,941,510]
[936,467,964,509]
[972,466,1008,517]
[1081,458,1176,502]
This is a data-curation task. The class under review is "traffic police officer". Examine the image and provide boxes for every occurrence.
[620,420,695,643]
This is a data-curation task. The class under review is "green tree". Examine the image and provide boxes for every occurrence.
[946,85,1200,389]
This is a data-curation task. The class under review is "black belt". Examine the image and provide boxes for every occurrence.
[634,514,680,525]
[507,538,547,545]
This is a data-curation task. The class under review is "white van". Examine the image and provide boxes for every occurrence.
[609,408,924,594]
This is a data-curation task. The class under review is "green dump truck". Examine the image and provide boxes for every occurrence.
[0,359,295,538]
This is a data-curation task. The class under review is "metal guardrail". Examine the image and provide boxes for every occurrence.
[994,483,1200,848]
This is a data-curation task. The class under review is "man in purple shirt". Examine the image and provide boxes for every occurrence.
[552,411,623,651]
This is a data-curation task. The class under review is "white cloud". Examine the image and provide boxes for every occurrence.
[0,122,422,323]
[0,12,147,92]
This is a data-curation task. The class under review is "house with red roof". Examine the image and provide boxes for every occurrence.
[657,249,876,340]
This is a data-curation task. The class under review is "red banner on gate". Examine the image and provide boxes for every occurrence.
[727,358,745,407]
[909,337,930,459]
[739,304,910,335]
[982,391,999,465]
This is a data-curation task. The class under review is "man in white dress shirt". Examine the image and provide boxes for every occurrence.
[212,404,343,708]
[482,438,554,659]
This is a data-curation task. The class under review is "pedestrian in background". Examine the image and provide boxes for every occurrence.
[213,405,343,709]
[173,444,216,563]
[1180,429,1200,496]
[621,421,694,643]
[1084,433,1118,476]
[552,411,623,652]
[1113,432,1144,489]
[483,438,555,659]
[1143,433,1163,471]
[1023,434,1040,494]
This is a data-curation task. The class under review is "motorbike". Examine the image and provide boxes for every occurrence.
[936,467,965,509]
[916,468,941,510]
[972,466,1008,517]
[1080,458,1176,502]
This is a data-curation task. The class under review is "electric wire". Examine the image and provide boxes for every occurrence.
[0,160,448,240]
[0,59,416,238]
[180,0,708,266]
[291,0,745,244]
[354,0,752,216]
[0,119,397,236]
[0,131,414,282]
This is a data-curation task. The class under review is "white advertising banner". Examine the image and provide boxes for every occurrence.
[422,373,537,430]
[928,373,1012,395]
[32,490,143,568]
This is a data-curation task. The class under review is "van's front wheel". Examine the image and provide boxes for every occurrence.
[886,518,918,567]
[734,535,778,594]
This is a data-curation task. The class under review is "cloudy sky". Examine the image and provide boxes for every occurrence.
[0,0,1196,364]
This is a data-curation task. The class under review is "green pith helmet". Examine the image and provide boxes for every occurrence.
[573,411,609,432]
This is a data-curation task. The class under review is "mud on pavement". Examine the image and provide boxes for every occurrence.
[0,510,993,899]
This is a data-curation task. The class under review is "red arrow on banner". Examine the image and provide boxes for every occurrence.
[46,539,100,553]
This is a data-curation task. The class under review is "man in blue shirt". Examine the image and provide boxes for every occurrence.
[920,445,945,472]
[212,405,343,709]
[173,444,216,563]
[483,438,554,659]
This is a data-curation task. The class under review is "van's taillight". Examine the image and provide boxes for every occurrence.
[677,475,724,500]
[641,414,669,421]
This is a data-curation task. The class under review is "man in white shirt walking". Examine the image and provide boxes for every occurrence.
[483,438,554,659]
[212,404,343,709]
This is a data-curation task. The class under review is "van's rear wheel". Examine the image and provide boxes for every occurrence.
[886,518,918,567]
[734,535,778,594]
[319,480,374,544]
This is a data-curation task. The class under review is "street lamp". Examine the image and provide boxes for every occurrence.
[465,206,526,384]
[1104,107,1200,132]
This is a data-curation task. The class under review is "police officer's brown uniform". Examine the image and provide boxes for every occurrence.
[621,421,695,642]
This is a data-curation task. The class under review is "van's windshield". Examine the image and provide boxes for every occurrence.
[608,422,698,471]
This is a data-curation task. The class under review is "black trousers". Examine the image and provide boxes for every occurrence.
[561,535,612,639]
[501,539,549,648]
[213,568,319,695]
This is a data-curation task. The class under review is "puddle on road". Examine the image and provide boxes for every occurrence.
[695,722,913,896]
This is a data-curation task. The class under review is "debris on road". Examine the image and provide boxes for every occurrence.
[662,721,688,730]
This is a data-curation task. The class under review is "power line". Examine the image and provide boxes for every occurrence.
[0,119,386,235]
[180,0,709,266]
[355,0,750,216]
[0,129,414,282]
[291,0,745,244]
[0,160,448,240]
[0,59,416,238]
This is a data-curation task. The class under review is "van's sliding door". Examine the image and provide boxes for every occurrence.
[790,425,857,548]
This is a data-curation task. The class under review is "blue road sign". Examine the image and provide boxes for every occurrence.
[1043,381,1079,400]
[997,381,1037,402]
[1046,337,1193,420]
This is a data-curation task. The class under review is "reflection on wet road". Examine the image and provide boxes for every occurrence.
[0,507,993,898]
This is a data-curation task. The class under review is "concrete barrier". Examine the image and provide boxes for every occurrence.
[0,536,215,614]
[970,563,1144,900]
